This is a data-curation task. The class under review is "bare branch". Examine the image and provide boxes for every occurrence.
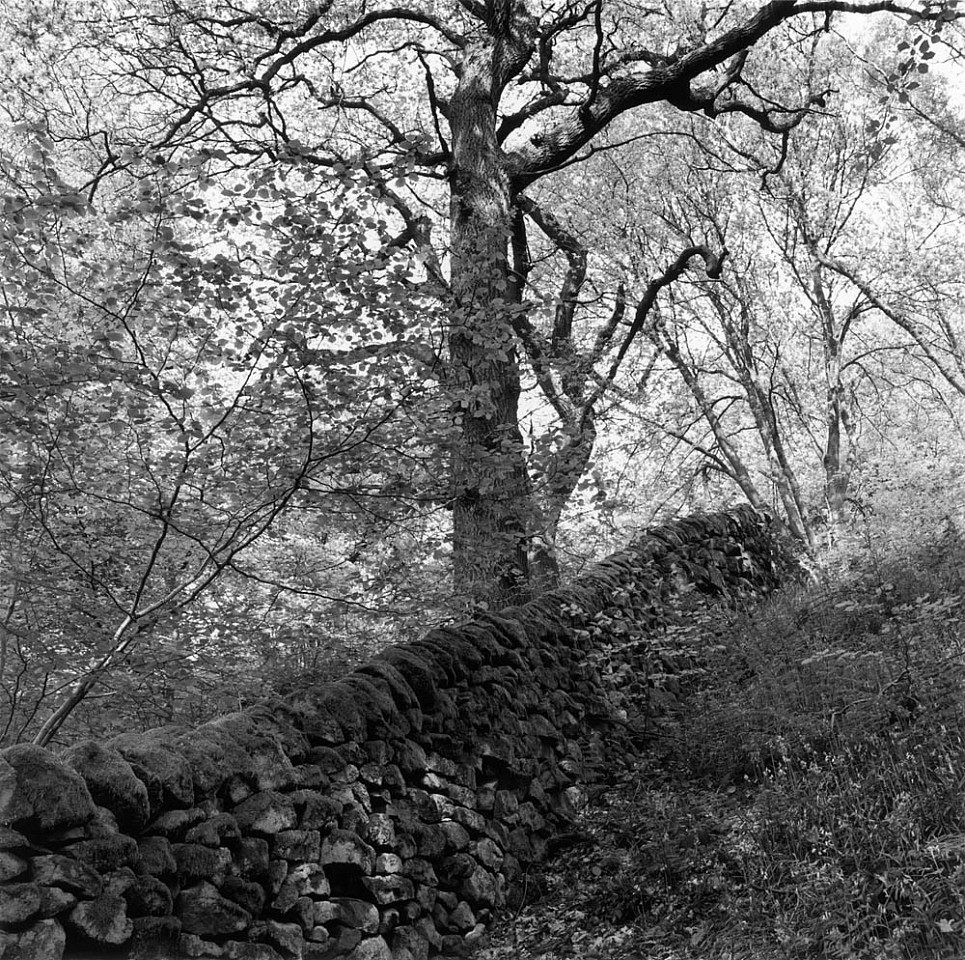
[587,244,727,416]
[816,252,965,398]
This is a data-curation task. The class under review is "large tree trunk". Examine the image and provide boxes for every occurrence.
[824,381,854,533]
[447,35,534,608]
[809,256,856,538]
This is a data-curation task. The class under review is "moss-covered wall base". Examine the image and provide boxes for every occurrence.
[0,506,792,960]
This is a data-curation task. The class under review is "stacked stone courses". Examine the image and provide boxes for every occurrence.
[0,506,790,960]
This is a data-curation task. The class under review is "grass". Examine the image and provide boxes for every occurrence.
[477,516,965,959]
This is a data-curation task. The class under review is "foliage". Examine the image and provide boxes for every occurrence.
[0,125,449,746]
[542,15,965,551]
[4,0,965,745]
[480,513,965,959]
[747,732,965,958]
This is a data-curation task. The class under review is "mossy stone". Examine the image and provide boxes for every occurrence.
[0,882,42,924]
[232,790,297,835]
[311,684,367,744]
[130,915,181,957]
[125,873,173,916]
[378,648,440,713]
[63,833,139,873]
[136,835,177,876]
[204,713,299,791]
[63,741,151,832]
[0,917,66,960]
[356,661,420,712]
[0,745,95,832]
[32,853,104,897]
[177,880,252,936]
[107,735,194,809]
[172,842,230,884]
[67,893,133,945]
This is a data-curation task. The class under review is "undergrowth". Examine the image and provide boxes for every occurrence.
[479,516,965,959]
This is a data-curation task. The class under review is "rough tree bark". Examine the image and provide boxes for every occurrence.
[447,3,537,605]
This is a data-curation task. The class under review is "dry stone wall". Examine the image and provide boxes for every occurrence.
[0,506,792,960]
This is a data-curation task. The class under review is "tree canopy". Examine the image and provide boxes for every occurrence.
[3,0,965,744]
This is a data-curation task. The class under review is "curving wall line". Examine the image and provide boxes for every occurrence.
[0,506,793,960]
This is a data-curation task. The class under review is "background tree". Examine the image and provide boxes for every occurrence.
[14,0,949,603]
[565,16,965,549]
[4,0,965,744]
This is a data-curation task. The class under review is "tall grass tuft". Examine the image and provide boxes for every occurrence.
[669,515,965,957]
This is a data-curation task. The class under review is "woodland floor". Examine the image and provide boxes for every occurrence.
[475,754,789,960]
[476,541,965,960]
[476,590,791,960]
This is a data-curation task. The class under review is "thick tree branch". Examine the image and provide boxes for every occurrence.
[509,0,934,187]
[517,196,587,355]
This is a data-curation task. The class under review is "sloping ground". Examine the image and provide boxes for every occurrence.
[476,594,786,960]
[476,756,786,960]
[478,537,965,960]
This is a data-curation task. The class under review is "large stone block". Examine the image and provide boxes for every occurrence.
[341,675,408,737]
[223,941,284,960]
[366,813,396,848]
[177,932,223,957]
[233,791,297,835]
[222,876,267,916]
[361,874,414,904]
[439,821,471,852]
[314,897,379,933]
[63,833,139,873]
[177,881,252,936]
[272,862,329,907]
[37,884,78,919]
[0,918,66,960]
[125,873,174,917]
[204,712,303,791]
[288,683,367,744]
[170,734,231,800]
[347,935,393,960]
[319,829,375,875]
[401,858,437,886]
[108,734,195,809]
[459,866,498,907]
[130,915,182,958]
[147,806,207,839]
[232,836,271,879]
[252,918,304,954]
[67,893,134,945]
[375,853,403,875]
[172,842,231,884]
[0,746,95,831]
[272,829,321,862]
[136,835,177,877]
[31,853,103,897]
[63,741,151,832]
[391,925,429,960]
[0,882,42,924]
[185,812,241,846]
[292,790,342,830]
